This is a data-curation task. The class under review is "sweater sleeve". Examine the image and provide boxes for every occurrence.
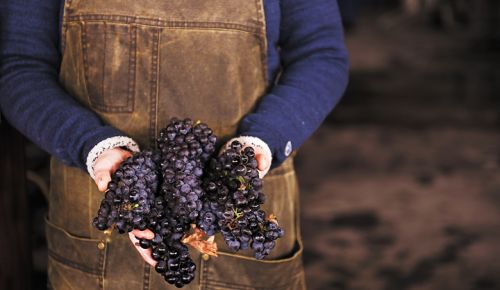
[238,0,349,168]
[0,0,127,170]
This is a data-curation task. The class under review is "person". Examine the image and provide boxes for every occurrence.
[0,0,348,289]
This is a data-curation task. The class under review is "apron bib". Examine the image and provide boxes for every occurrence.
[47,0,306,289]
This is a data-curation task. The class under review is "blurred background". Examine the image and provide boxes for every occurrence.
[1,0,499,289]
[298,1,500,290]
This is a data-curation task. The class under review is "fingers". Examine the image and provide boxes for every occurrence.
[113,150,133,171]
[93,148,133,192]
[128,232,157,266]
[255,153,271,178]
[132,229,155,240]
[256,153,269,171]
[95,171,111,192]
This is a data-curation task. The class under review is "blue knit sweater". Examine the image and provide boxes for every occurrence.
[0,0,348,170]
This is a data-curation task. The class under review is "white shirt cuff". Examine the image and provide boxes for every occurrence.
[86,136,140,179]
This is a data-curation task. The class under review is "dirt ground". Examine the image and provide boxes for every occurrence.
[296,8,500,290]
[296,126,500,290]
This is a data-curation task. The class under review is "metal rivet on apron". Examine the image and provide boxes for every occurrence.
[104,229,113,243]
[97,241,106,250]
[202,254,210,261]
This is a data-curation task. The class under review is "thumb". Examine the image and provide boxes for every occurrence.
[256,153,269,171]
[95,171,111,192]
[256,153,271,178]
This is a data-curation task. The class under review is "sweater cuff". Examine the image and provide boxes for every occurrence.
[85,136,140,179]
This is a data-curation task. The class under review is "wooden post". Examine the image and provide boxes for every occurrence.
[0,119,32,290]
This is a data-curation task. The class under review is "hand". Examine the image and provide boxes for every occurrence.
[129,229,157,266]
[253,147,272,178]
[92,147,132,191]
[92,148,157,266]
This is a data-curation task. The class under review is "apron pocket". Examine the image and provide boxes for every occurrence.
[81,21,136,113]
[45,217,106,289]
[201,240,306,290]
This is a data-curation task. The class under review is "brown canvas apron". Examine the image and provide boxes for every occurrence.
[47,0,306,289]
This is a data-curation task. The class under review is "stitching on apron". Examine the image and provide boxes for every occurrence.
[205,275,301,290]
[64,14,262,35]
[254,0,268,84]
[149,28,161,146]
[202,257,210,290]
[61,1,67,54]
[128,25,138,115]
[98,244,106,290]
[215,240,302,263]
[198,256,203,290]
[293,162,306,288]
[77,21,93,110]
[48,250,102,276]
[102,22,107,106]
[143,263,151,290]
[81,23,93,109]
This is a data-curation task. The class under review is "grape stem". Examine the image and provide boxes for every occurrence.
[233,208,243,219]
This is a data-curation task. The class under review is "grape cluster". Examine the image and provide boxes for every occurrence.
[157,118,216,163]
[143,118,216,287]
[92,150,161,233]
[92,119,284,287]
[199,141,284,260]
[140,196,196,287]
[157,118,216,225]
[138,225,196,287]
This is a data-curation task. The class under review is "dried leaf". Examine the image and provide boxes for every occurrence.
[268,214,279,225]
[182,224,218,257]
